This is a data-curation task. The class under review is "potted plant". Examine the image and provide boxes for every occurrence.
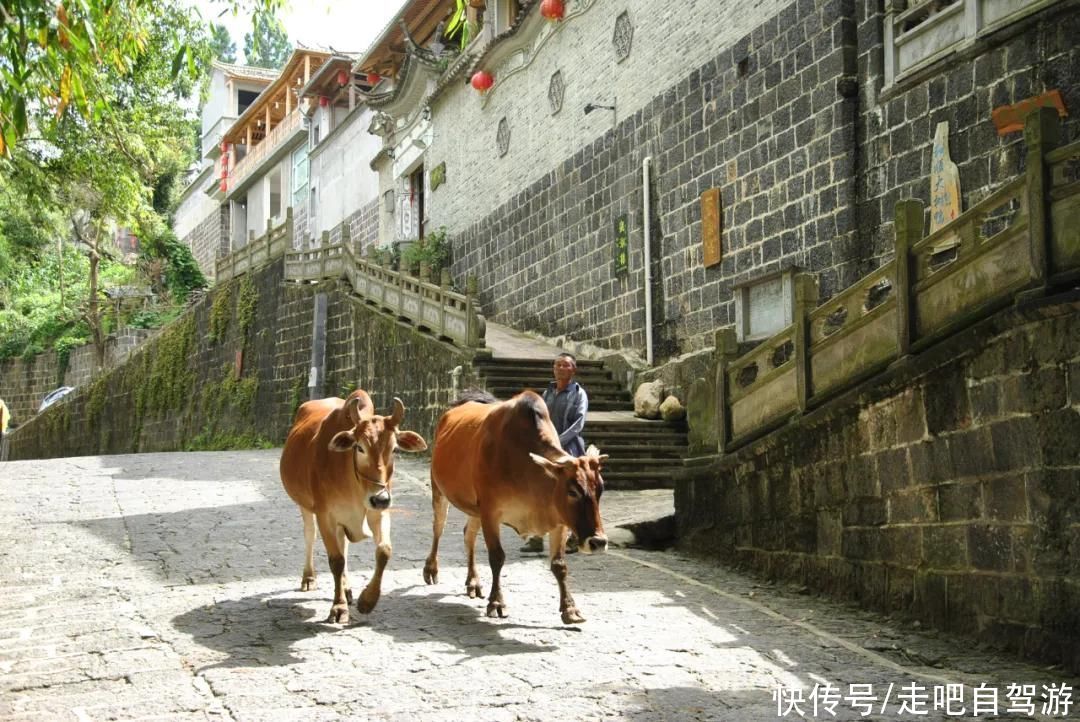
[401,227,451,282]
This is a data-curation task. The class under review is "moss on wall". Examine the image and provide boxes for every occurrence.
[6,258,480,460]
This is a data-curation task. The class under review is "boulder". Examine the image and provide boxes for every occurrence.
[660,395,686,421]
[634,380,666,419]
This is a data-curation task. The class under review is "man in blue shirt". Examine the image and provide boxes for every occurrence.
[521,352,589,553]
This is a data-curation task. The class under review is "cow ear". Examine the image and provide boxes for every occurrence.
[396,430,428,452]
[529,452,575,477]
[596,454,609,465]
[329,430,356,452]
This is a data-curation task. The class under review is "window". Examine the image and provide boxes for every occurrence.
[884,0,1063,85]
[291,145,308,210]
[237,89,259,116]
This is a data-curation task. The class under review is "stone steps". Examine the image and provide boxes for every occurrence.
[473,357,688,489]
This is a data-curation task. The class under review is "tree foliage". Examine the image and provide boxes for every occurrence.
[243,13,291,69]
[209,22,236,63]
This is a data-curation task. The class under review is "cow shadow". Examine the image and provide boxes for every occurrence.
[172,583,563,671]
[171,591,344,670]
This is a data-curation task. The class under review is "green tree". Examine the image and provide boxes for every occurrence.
[0,0,282,155]
[210,22,237,63]
[0,0,215,365]
[243,13,291,69]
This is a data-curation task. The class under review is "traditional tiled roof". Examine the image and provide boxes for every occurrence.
[465,0,539,75]
[211,61,279,83]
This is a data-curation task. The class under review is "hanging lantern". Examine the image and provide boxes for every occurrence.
[471,70,494,93]
[220,178,228,193]
[366,72,380,86]
[219,141,229,154]
[337,69,349,86]
[540,0,565,21]
[319,96,330,107]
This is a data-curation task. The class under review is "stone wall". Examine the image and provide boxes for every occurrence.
[4,258,477,460]
[676,292,1080,673]
[181,205,229,283]
[854,0,1080,275]
[428,0,1080,362]
[0,329,152,426]
[326,198,381,255]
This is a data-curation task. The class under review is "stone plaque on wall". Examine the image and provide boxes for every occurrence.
[701,188,722,268]
[613,214,629,276]
[430,162,446,191]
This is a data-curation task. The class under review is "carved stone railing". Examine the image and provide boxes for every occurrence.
[713,108,1079,450]
[216,208,293,283]
[283,225,487,349]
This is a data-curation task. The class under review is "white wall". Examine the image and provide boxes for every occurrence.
[427,0,789,234]
[174,181,219,241]
[309,106,382,236]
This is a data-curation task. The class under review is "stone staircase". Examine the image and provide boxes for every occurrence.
[472,354,688,490]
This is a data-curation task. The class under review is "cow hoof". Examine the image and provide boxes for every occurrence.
[327,604,349,624]
[300,576,317,591]
[486,603,507,618]
[466,581,483,598]
[357,591,379,614]
[562,608,586,624]
[423,563,438,585]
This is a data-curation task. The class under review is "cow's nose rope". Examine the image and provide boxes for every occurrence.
[353,448,388,488]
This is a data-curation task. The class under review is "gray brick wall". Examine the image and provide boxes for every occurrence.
[181,204,228,282]
[854,0,1080,273]
[432,0,1080,363]
[676,295,1080,674]
[445,0,860,358]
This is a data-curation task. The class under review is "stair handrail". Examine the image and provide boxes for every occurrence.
[215,207,294,283]
[712,107,1078,451]
[282,226,486,349]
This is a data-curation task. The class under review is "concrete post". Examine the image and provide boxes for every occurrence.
[894,199,925,357]
[308,293,328,400]
[714,328,738,453]
[1022,106,1061,297]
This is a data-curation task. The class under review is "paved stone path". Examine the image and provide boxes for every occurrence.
[1,451,1075,721]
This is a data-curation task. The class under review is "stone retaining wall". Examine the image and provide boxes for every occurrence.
[4,259,477,460]
[676,292,1080,673]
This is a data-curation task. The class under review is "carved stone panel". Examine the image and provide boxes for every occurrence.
[496,117,510,157]
[548,70,564,115]
[613,11,633,63]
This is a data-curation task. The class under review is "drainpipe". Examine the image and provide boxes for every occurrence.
[642,156,654,366]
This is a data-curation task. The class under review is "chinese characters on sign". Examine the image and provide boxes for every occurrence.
[930,121,962,233]
[613,213,629,276]
[773,682,1073,718]
[701,187,722,268]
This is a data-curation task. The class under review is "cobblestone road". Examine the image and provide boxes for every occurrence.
[1,451,1075,721]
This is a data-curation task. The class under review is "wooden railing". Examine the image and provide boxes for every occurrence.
[283,225,487,349]
[215,208,293,283]
[228,109,303,192]
[714,108,1080,450]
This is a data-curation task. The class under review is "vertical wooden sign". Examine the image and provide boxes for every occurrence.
[701,188,722,267]
[930,122,961,232]
[613,214,629,276]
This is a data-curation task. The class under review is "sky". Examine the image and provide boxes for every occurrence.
[190,0,410,62]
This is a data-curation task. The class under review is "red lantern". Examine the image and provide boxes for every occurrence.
[471,70,494,93]
[319,96,329,107]
[219,141,229,154]
[337,69,349,86]
[220,178,228,193]
[540,0,565,20]
[366,72,380,85]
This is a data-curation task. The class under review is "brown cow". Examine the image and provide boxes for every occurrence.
[280,389,427,623]
[424,389,608,624]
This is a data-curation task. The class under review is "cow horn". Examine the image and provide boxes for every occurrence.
[345,396,362,423]
[388,397,405,426]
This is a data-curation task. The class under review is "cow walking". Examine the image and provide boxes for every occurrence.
[424,390,608,624]
[280,390,427,623]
